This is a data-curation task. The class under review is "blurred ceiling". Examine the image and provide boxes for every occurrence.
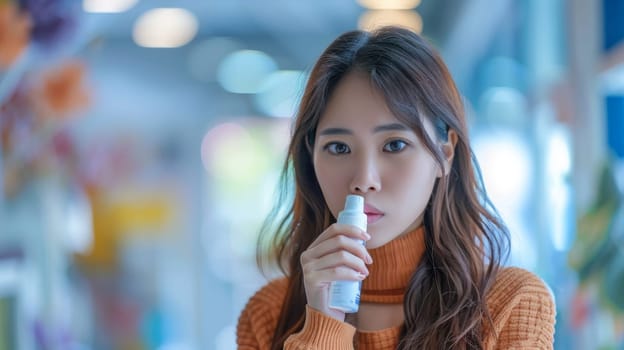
[85,0,466,64]
[73,0,511,135]
[93,0,463,40]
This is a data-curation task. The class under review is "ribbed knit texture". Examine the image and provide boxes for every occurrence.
[360,226,425,303]
[237,227,556,349]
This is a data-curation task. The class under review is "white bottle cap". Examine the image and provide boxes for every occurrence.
[344,195,364,213]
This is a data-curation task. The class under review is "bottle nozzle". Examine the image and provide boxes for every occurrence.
[343,195,364,213]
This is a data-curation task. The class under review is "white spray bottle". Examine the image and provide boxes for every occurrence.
[328,194,367,313]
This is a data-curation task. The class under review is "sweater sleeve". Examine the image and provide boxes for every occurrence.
[236,279,288,349]
[236,279,356,350]
[284,305,356,350]
[237,302,270,349]
[486,267,557,350]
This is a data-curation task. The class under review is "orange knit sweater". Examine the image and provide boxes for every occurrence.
[237,227,556,349]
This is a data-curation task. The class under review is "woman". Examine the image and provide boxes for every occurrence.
[237,26,556,349]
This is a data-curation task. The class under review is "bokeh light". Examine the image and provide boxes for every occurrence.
[133,8,198,48]
[187,38,243,83]
[217,50,278,94]
[479,86,528,126]
[83,0,138,13]
[200,122,272,191]
[254,70,308,118]
[358,10,423,33]
[357,0,421,10]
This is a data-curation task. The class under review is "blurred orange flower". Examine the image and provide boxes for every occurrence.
[35,60,91,118]
[0,2,31,68]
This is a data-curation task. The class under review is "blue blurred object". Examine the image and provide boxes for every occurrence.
[606,96,624,159]
[17,0,80,50]
[140,306,169,350]
[603,0,624,51]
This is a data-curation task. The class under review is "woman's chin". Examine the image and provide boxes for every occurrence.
[365,236,390,249]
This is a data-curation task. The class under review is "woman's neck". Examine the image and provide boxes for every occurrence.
[343,226,425,331]
[360,226,426,304]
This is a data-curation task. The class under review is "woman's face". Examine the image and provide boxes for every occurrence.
[312,71,443,248]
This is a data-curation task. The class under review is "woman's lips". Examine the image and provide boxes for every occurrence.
[364,204,384,224]
[366,213,384,224]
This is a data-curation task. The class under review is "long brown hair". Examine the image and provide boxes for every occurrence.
[257,26,510,349]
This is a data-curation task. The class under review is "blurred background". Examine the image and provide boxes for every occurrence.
[0,0,623,349]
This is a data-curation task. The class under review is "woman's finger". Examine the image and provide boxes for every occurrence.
[303,249,369,277]
[306,265,368,285]
[306,223,370,250]
[304,234,372,266]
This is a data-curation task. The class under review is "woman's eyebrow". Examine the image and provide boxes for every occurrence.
[318,127,352,136]
[318,123,409,136]
[373,123,409,132]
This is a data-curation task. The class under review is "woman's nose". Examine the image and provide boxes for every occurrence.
[349,156,381,194]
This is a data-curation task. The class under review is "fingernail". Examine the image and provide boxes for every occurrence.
[358,272,367,279]
[366,255,373,264]
[364,232,371,240]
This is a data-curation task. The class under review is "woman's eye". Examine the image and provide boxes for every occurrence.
[325,142,350,155]
[383,140,407,153]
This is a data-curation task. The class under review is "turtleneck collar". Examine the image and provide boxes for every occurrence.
[360,226,426,303]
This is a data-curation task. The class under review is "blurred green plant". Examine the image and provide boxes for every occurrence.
[569,158,624,312]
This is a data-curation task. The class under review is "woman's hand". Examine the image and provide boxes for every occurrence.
[300,223,372,321]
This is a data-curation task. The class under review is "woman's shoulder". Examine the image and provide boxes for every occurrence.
[245,276,290,309]
[490,266,553,297]
[483,268,556,347]
[236,277,289,347]
[487,266,556,319]
[238,276,290,325]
